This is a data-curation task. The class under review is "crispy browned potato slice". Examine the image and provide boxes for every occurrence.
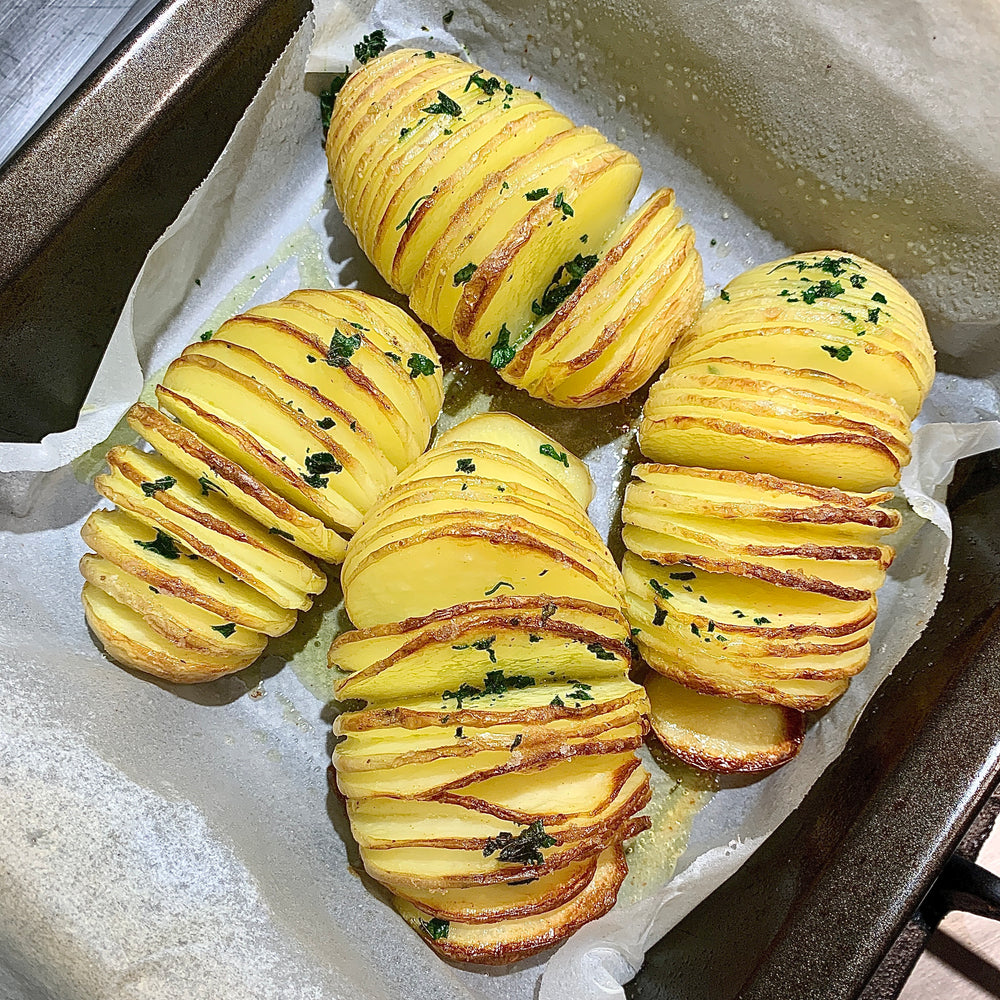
[645,671,805,772]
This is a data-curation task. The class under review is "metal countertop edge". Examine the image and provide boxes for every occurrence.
[738,604,1000,999]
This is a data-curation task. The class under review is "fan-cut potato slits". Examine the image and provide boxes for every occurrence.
[81,289,442,684]
[330,413,649,961]
[327,47,704,408]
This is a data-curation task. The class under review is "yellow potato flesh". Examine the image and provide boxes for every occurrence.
[394,846,626,964]
[81,508,295,636]
[623,552,876,639]
[159,357,366,530]
[456,149,643,360]
[241,301,432,448]
[344,530,620,629]
[96,447,324,610]
[645,672,804,773]
[202,314,416,471]
[81,553,265,657]
[329,596,627,674]
[433,411,594,509]
[127,403,347,565]
[542,226,703,407]
[389,110,575,293]
[82,583,261,683]
[373,102,561,286]
[412,129,609,344]
[335,625,629,704]
[183,339,394,502]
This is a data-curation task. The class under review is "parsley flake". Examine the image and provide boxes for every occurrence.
[484,580,514,596]
[211,623,237,638]
[326,329,362,368]
[821,344,853,361]
[453,262,477,285]
[418,917,450,940]
[423,90,462,116]
[538,443,569,467]
[407,352,438,378]
[353,30,387,63]
[489,324,516,369]
[483,819,556,866]
[456,458,476,473]
[269,527,295,541]
[531,253,598,317]
[134,531,181,559]
[524,187,549,201]
[140,476,176,497]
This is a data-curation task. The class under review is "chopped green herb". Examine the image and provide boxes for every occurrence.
[484,580,514,596]
[305,452,342,478]
[407,352,438,378]
[211,623,237,638]
[443,8,454,23]
[423,90,462,116]
[135,531,181,559]
[456,458,476,473]
[483,819,556,866]
[140,476,176,497]
[384,351,402,364]
[538,443,569,467]
[528,634,541,643]
[753,616,771,625]
[302,473,328,489]
[821,344,853,361]
[306,355,317,363]
[326,328,362,368]
[649,579,673,600]
[453,262,477,285]
[354,30,387,63]
[669,571,696,581]
[690,623,701,637]
[653,608,668,626]
[489,324,516,369]
[801,279,845,304]
[465,71,502,95]
[867,306,882,324]
[871,291,887,304]
[418,917,450,940]
[840,310,858,323]
[424,50,436,58]
[269,527,295,541]
[553,191,573,217]
[395,192,434,231]
[148,586,159,594]
[317,417,336,429]
[850,273,868,289]
[531,253,598,317]
[550,695,564,707]
[732,610,746,618]
[510,733,523,750]
[319,67,350,129]
[586,642,615,661]
[442,666,534,707]
[720,289,731,301]
[455,726,464,738]
[524,187,549,201]
[199,330,213,341]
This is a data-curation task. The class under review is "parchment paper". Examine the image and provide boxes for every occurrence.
[2,4,1000,999]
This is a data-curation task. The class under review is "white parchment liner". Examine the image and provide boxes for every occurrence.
[2,4,1000,999]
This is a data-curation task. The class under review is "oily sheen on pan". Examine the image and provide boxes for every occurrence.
[325,47,704,407]
[80,289,443,683]
[624,251,934,772]
[330,412,650,963]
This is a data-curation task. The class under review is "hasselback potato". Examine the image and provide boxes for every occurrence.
[326,48,703,408]
[330,412,650,962]
[81,289,443,683]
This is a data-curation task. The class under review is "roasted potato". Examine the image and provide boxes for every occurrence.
[330,413,650,961]
[81,289,443,683]
[326,49,703,408]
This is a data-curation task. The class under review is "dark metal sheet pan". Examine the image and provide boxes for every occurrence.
[1,2,998,996]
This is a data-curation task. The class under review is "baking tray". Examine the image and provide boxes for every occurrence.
[1,1,998,997]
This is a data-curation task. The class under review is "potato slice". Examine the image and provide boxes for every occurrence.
[336,721,643,799]
[390,109,574,293]
[433,411,594,509]
[127,403,347,564]
[194,314,418,471]
[645,672,805,773]
[452,146,643,360]
[95,446,324,610]
[81,553,265,659]
[334,610,631,704]
[396,845,629,964]
[347,762,650,848]
[181,339,396,502]
[82,507,296,636]
[330,595,628,674]
[622,553,876,644]
[336,674,647,733]
[343,524,623,628]
[82,583,261,683]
